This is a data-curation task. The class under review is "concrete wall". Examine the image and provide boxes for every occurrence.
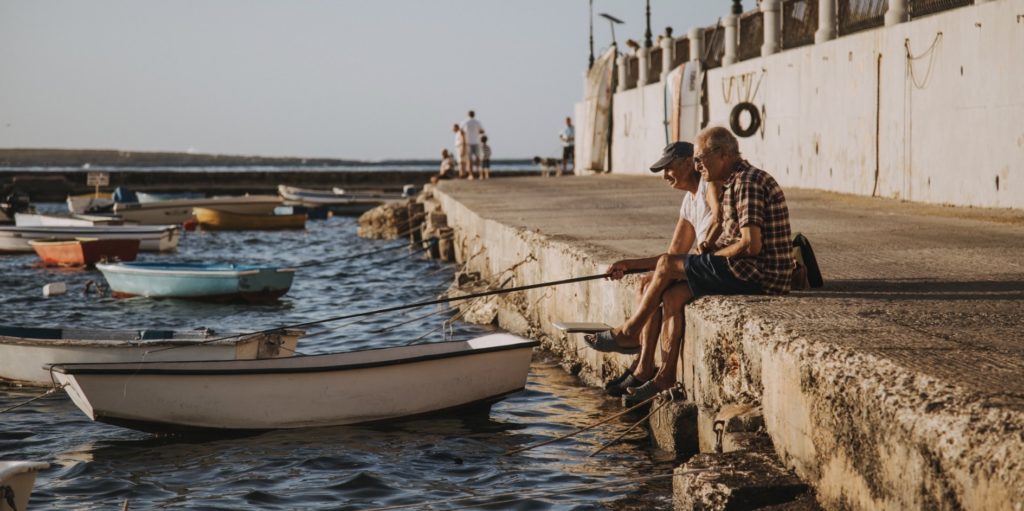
[577,0,1024,209]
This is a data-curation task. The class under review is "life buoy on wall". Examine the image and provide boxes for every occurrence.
[729,102,761,138]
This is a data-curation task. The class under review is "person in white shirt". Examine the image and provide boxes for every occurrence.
[461,110,485,178]
[559,117,575,175]
[452,124,469,178]
[585,142,716,406]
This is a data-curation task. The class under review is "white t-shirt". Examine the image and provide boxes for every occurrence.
[679,179,713,253]
[462,118,483,144]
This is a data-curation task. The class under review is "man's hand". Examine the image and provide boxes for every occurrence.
[697,240,712,254]
[605,261,630,280]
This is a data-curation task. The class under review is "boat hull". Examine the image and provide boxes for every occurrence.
[0,325,301,387]
[114,195,282,225]
[0,461,49,511]
[194,207,306,231]
[0,225,180,253]
[53,334,538,431]
[29,238,140,267]
[96,262,295,303]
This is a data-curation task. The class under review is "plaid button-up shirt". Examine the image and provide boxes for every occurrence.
[715,160,794,294]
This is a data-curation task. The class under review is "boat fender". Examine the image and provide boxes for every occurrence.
[43,282,67,297]
[729,102,761,138]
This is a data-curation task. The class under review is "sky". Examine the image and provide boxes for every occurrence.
[0,1,726,160]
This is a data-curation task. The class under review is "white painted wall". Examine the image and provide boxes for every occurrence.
[576,0,1024,208]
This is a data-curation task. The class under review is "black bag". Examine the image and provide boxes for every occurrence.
[792,233,823,288]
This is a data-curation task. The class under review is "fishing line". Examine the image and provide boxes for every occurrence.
[142,269,646,356]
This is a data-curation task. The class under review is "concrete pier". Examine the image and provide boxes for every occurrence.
[428,175,1024,510]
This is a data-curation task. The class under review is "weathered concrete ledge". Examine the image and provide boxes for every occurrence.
[429,175,1024,510]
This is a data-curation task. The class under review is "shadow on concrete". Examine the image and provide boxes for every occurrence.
[794,279,1024,301]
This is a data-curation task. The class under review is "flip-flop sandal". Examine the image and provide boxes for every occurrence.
[584,330,641,355]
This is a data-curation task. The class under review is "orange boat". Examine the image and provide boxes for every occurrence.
[29,238,140,268]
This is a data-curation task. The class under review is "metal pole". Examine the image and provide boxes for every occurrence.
[588,0,594,68]
[644,0,652,48]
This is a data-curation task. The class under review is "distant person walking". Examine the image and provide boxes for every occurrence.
[453,124,470,179]
[480,135,492,179]
[462,111,485,178]
[559,117,575,175]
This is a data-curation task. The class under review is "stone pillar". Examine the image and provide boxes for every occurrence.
[885,0,908,25]
[616,53,628,92]
[689,27,704,63]
[723,14,738,66]
[660,36,675,81]
[815,0,836,43]
[761,0,781,56]
[637,47,650,86]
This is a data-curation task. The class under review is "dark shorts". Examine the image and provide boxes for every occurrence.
[562,145,574,161]
[481,159,490,168]
[684,253,763,299]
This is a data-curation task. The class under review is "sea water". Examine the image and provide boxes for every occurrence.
[0,204,672,510]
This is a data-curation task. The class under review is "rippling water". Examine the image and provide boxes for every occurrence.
[1,204,672,510]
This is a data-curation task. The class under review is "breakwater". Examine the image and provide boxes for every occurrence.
[421,176,1024,510]
[0,168,539,202]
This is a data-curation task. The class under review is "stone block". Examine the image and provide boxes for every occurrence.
[649,400,699,458]
[673,449,809,511]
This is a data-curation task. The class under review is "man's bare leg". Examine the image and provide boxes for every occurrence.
[633,275,663,381]
[649,283,692,389]
[605,253,688,347]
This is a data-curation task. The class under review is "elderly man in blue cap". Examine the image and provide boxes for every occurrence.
[587,141,714,406]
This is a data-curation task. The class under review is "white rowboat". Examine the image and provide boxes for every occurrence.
[0,225,180,253]
[0,325,302,387]
[113,195,282,225]
[52,333,538,432]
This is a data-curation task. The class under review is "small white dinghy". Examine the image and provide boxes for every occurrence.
[0,461,48,511]
[51,333,538,432]
[0,325,302,387]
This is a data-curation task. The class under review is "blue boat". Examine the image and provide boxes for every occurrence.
[96,262,295,303]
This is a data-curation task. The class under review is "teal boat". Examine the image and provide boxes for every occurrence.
[96,262,295,303]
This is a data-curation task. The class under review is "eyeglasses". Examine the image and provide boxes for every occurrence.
[693,147,720,166]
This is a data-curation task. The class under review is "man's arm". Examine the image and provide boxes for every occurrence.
[714,225,762,258]
[605,218,694,279]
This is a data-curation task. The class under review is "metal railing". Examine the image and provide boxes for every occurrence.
[737,10,765,61]
[648,47,663,82]
[672,37,690,68]
[702,23,725,69]
[782,0,818,49]
[838,0,886,35]
[909,0,972,18]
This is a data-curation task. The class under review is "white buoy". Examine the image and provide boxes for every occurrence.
[42,282,67,297]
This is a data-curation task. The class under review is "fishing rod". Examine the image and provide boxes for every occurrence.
[146,268,648,354]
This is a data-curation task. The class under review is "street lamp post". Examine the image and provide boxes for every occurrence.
[598,13,624,47]
[644,0,652,48]
[589,0,595,69]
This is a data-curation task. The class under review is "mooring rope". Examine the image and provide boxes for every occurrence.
[292,212,429,269]
[589,387,679,457]
[0,384,67,415]
[504,385,662,456]
[141,268,646,356]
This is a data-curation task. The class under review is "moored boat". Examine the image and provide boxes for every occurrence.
[15,212,128,227]
[51,333,538,431]
[194,207,306,231]
[96,262,295,302]
[279,185,403,214]
[66,192,113,214]
[29,238,140,267]
[0,225,180,253]
[0,324,302,387]
[0,461,49,510]
[113,195,282,225]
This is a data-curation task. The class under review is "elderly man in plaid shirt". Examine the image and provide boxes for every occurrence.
[586,127,794,398]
